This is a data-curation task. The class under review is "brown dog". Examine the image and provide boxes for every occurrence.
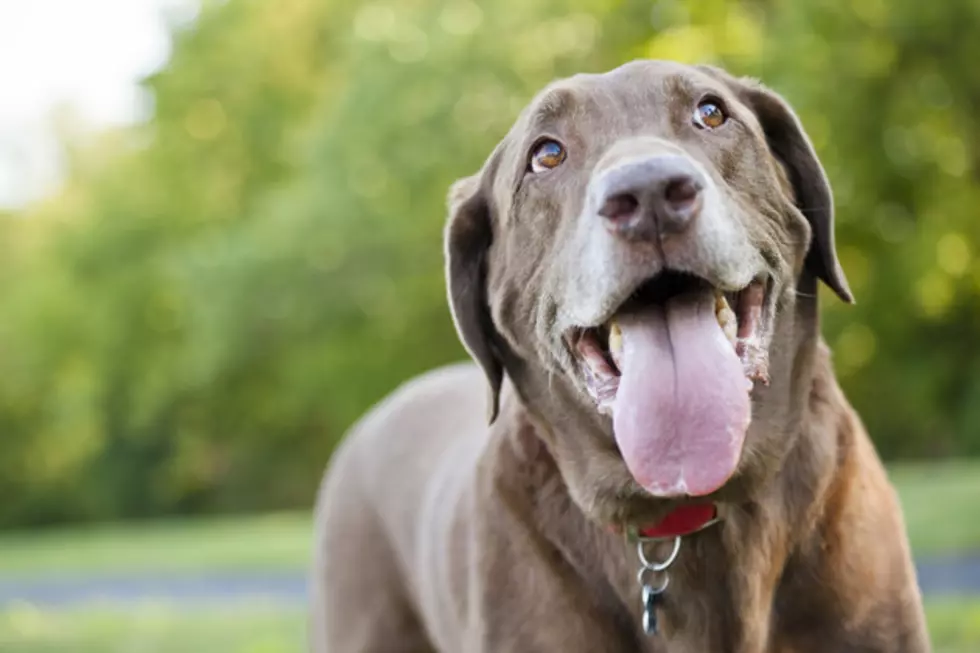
[310,60,930,652]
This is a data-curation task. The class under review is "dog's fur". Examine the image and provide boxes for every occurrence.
[310,61,930,652]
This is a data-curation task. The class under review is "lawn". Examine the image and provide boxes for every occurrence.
[0,512,310,578]
[927,600,980,653]
[0,602,304,653]
[888,459,980,558]
[0,601,976,653]
[0,460,977,652]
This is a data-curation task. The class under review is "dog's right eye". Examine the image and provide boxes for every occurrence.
[693,99,728,130]
[529,139,567,173]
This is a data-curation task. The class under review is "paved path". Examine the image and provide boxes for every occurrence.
[0,572,307,607]
[917,556,980,596]
[2,557,979,608]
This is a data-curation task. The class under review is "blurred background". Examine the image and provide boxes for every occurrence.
[0,0,978,650]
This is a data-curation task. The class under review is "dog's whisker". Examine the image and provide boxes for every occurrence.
[790,288,818,299]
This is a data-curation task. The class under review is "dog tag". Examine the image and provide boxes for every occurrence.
[642,583,664,635]
[634,535,678,637]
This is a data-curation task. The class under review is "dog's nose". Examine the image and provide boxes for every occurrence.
[594,155,705,241]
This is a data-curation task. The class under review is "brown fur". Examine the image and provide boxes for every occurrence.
[310,60,930,652]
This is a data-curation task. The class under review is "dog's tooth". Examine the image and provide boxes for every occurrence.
[608,321,622,356]
[715,293,730,314]
[722,313,737,345]
[715,300,737,346]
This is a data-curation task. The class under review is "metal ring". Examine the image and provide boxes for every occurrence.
[637,535,681,572]
[636,567,670,592]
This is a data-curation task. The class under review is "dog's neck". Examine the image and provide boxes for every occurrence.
[641,348,849,650]
[493,339,854,651]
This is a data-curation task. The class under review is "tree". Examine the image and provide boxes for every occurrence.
[1,0,976,527]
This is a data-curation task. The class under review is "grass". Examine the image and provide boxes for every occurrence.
[0,512,311,578]
[0,601,975,653]
[889,459,980,557]
[0,602,304,653]
[0,460,977,651]
[927,600,980,653]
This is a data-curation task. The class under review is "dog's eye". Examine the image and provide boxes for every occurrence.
[693,100,727,130]
[529,139,567,173]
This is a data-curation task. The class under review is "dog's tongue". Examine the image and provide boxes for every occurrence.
[613,293,751,497]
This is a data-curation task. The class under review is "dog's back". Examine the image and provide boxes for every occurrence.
[311,363,490,652]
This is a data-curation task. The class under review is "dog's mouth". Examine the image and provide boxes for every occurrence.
[565,271,773,498]
[569,273,773,402]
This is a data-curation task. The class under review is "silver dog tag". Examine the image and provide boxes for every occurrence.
[641,583,664,635]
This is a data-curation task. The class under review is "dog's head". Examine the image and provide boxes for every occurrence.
[445,60,851,528]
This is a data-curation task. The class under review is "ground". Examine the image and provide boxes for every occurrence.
[0,460,978,652]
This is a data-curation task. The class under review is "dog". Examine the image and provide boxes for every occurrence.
[310,60,930,652]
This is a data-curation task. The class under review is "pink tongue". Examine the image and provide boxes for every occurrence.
[613,293,751,497]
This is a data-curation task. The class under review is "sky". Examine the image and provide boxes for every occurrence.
[0,0,194,209]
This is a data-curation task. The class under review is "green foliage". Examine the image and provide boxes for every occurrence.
[0,0,978,526]
[756,0,980,458]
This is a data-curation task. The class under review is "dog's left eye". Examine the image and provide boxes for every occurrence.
[693,100,727,130]
[529,139,567,173]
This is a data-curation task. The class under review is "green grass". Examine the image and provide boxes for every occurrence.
[890,459,980,557]
[0,461,977,651]
[0,512,311,578]
[0,601,975,653]
[928,600,980,653]
[0,602,304,653]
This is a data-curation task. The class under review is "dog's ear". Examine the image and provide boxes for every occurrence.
[699,66,853,303]
[445,172,504,424]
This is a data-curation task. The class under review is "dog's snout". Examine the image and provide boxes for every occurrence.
[596,193,639,222]
[594,155,705,241]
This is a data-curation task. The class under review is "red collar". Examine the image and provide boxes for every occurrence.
[628,503,718,540]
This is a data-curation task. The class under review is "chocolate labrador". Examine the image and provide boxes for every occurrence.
[310,60,930,652]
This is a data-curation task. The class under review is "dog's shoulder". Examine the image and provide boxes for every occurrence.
[346,362,488,445]
[772,343,930,651]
